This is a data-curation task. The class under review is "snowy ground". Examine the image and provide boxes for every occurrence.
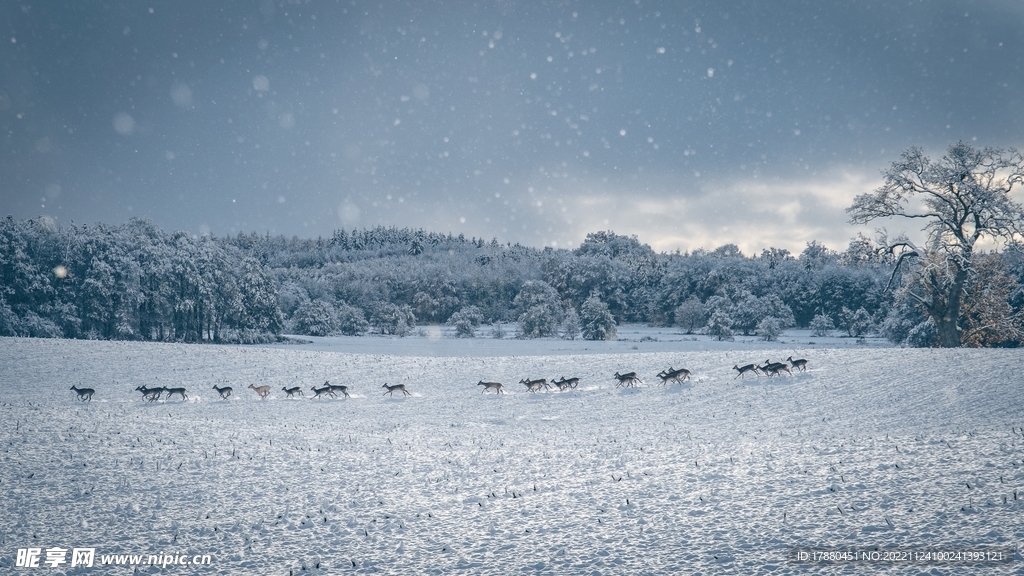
[265,326,895,357]
[1,332,1022,574]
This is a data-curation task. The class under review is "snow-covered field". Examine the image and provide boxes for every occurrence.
[1,333,1022,574]
[265,326,895,357]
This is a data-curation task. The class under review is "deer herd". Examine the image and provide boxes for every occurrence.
[70,357,810,403]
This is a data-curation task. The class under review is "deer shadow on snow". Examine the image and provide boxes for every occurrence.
[740,372,810,387]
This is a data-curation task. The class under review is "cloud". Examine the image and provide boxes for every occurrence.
[520,169,883,255]
[322,167,886,255]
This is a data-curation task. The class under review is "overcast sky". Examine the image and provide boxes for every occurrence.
[2,0,1023,254]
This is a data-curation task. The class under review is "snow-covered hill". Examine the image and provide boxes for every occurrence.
[0,336,1021,574]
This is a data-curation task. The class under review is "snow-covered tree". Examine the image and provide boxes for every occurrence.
[447,305,484,337]
[580,294,616,341]
[906,317,938,347]
[412,278,460,324]
[237,257,284,335]
[371,302,416,336]
[80,256,116,337]
[839,306,874,337]
[20,311,63,338]
[292,299,337,336]
[514,280,563,338]
[760,247,793,269]
[959,252,1024,346]
[839,233,884,268]
[878,285,928,346]
[706,309,734,341]
[335,302,369,336]
[673,296,708,334]
[847,142,1024,346]
[0,294,19,336]
[560,307,581,340]
[756,316,783,341]
[809,313,835,337]
[798,241,836,270]
[277,281,310,320]
[731,291,794,335]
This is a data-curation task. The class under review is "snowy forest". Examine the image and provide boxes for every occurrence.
[2,216,1023,347]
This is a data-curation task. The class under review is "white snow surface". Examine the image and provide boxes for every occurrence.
[1,332,1022,574]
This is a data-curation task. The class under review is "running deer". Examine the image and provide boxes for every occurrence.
[733,363,759,378]
[212,384,233,399]
[326,382,350,398]
[311,384,335,399]
[558,376,580,389]
[658,367,691,385]
[164,387,188,400]
[282,386,303,398]
[760,360,791,377]
[787,356,808,372]
[70,385,94,402]
[382,383,410,397]
[613,371,642,387]
[477,381,504,394]
[248,384,271,399]
[519,378,547,393]
[135,385,164,402]
[552,376,579,391]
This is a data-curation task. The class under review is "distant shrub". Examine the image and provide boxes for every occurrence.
[490,322,507,339]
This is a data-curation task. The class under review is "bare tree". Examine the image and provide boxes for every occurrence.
[847,142,1024,347]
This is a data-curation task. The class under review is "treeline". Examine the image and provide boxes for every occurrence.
[262,228,896,341]
[3,217,1022,346]
[0,217,281,343]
